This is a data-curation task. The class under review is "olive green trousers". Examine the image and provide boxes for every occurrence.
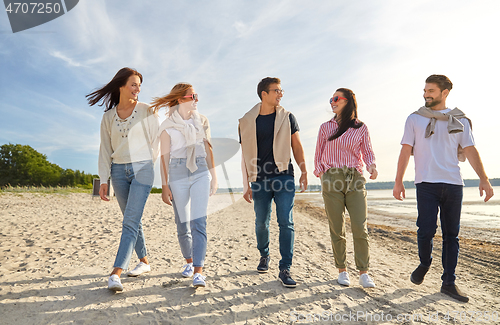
[321,167,370,271]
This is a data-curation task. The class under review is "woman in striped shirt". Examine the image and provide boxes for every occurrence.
[313,88,378,288]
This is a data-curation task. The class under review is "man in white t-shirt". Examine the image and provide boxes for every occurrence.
[393,74,494,303]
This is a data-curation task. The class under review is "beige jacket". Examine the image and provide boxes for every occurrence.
[98,102,160,181]
[239,103,291,182]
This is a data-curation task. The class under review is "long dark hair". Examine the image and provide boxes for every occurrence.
[328,88,364,141]
[86,67,143,112]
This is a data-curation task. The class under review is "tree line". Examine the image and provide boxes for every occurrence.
[0,144,97,187]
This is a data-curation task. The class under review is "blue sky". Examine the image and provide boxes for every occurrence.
[1,0,499,189]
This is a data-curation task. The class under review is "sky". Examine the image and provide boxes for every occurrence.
[1,0,499,189]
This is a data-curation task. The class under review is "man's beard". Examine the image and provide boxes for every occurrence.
[425,98,441,108]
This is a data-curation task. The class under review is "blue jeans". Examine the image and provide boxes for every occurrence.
[111,160,154,270]
[169,157,209,268]
[251,174,295,271]
[416,182,463,285]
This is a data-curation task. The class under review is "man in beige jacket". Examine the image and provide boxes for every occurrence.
[239,77,307,288]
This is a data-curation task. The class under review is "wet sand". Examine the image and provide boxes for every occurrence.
[302,189,500,243]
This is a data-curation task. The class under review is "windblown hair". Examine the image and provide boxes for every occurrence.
[86,67,143,112]
[426,74,453,92]
[328,88,364,141]
[150,83,193,116]
[257,77,281,100]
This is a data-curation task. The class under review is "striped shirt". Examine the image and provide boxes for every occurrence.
[313,119,375,177]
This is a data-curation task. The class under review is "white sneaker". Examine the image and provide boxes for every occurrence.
[127,262,151,277]
[337,271,350,286]
[108,274,123,291]
[181,263,194,278]
[359,273,376,288]
[193,273,206,287]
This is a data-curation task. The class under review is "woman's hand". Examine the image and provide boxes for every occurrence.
[368,164,378,180]
[162,186,173,205]
[210,177,218,196]
[99,183,110,201]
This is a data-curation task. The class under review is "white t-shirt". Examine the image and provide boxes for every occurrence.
[164,118,207,159]
[401,108,475,185]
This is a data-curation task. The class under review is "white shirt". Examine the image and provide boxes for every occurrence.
[164,118,206,159]
[401,108,475,185]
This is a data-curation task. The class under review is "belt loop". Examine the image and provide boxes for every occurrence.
[343,166,356,192]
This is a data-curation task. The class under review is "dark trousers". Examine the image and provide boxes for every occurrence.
[415,182,463,285]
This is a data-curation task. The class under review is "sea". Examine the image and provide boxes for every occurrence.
[298,186,500,230]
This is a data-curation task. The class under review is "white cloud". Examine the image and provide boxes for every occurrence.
[50,51,83,67]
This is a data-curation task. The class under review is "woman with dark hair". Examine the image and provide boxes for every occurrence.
[87,67,159,291]
[151,83,217,288]
[313,88,378,288]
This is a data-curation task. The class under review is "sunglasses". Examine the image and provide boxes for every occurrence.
[268,88,284,95]
[183,93,199,101]
[330,96,347,104]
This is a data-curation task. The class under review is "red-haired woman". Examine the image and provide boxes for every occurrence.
[151,83,217,288]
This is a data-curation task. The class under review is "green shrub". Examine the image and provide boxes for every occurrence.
[0,144,97,188]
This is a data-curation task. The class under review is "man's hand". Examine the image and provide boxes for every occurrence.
[393,145,412,201]
[243,187,253,203]
[291,131,308,192]
[393,181,406,201]
[299,173,308,192]
[99,184,110,202]
[479,179,494,202]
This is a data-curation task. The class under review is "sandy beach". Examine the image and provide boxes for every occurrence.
[1,192,499,324]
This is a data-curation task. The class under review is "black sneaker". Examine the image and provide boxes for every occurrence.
[441,284,469,302]
[278,269,297,288]
[410,264,429,285]
[257,256,270,273]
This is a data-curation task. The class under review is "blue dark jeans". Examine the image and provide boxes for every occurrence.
[251,174,295,271]
[415,182,463,285]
